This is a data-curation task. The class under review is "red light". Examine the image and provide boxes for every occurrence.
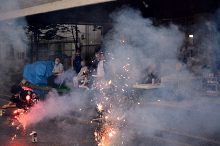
[13,110,18,114]
[26,95,30,101]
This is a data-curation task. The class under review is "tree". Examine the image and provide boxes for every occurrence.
[26,23,80,62]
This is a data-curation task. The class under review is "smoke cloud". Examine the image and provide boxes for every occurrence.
[98,6,220,145]
[0,1,28,91]
[3,3,220,145]
[19,90,92,126]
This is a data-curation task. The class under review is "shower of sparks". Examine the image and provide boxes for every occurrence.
[92,51,139,146]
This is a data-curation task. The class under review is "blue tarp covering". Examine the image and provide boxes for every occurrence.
[23,61,55,86]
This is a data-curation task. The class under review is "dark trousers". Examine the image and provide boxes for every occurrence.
[47,75,57,88]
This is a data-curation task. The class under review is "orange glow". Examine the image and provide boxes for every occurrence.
[97,104,103,112]
[109,132,113,137]
[26,95,31,101]
[11,134,16,140]
[13,110,18,114]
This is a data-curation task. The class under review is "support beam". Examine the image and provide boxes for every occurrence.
[0,0,115,21]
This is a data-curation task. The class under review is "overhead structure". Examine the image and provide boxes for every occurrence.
[0,0,115,21]
[0,0,219,25]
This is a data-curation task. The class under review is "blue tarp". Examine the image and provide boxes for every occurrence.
[23,61,55,86]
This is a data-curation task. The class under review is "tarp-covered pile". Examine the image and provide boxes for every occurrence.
[23,61,54,86]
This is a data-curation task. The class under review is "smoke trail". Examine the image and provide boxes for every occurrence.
[19,90,91,126]
[2,3,219,145]
[98,6,220,145]
[0,2,28,90]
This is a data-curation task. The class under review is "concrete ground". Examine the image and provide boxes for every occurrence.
[0,94,96,146]
[1,89,220,146]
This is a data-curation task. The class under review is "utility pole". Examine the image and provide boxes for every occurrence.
[75,25,78,50]
[30,33,33,63]
[34,25,39,61]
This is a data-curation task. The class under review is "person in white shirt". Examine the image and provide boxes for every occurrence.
[95,54,109,89]
[97,54,105,80]
[73,61,87,88]
[47,58,63,88]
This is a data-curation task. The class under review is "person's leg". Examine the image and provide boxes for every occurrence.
[52,76,57,88]
[47,76,53,87]
[73,77,76,87]
[73,76,79,88]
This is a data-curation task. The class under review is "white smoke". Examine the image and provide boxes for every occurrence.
[19,89,92,126]
[99,6,220,145]
[3,3,220,145]
[0,1,28,88]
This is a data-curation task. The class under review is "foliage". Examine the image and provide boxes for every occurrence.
[26,23,80,41]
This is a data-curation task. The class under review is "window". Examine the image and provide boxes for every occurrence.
[49,42,74,57]
[0,44,1,60]
[39,43,49,58]
[50,43,63,55]
[6,44,14,60]
[64,43,73,56]
[18,52,21,59]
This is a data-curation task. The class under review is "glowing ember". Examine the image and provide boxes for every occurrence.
[97,104,103,112]
[109,132,113,137]
[13,110,18,114]
[11,135,16,140]
[23,127,27,137]
[26,95,31,101]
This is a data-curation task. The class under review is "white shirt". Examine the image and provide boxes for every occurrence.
[53,63,63,75]
[77,66,87,77]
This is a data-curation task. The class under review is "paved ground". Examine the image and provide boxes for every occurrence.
[1,89,220,146]
[0,92,97,146]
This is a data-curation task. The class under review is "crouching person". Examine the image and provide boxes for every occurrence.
[73,61,87,88]
[2,84,32,109]
[47,58,63,88]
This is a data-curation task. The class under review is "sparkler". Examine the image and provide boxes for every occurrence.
[92,48,140,146]
[23,127,27,137]
[7,106,31,142]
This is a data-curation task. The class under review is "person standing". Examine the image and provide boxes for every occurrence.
[71,48,84,74]
[47,58,63,88]
[95,53,109,89]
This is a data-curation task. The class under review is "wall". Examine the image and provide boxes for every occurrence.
[38,25,102,63]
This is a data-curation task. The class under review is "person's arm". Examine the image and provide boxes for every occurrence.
[71,59,74,70]
[81,77,87,86]
[71,55,75,70]
[2,101,16,109]
[81,77,89,90]
[53,70,63,74]
[52,65,56,74]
